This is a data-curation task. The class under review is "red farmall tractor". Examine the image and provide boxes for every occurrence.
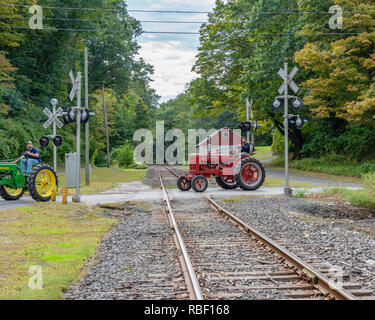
[177,128,265,193]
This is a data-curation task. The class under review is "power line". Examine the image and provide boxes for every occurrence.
[0,15,207,24]
[129,10,210,14]
[3,15,375,27]
[0,25,374,36]
[0,3,210,13]
[0,25,132,33]
[3,16,375,31]
[2,3,375,14]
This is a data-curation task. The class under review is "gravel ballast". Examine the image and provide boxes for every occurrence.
[216,196,375,296]
[64,201,188,300]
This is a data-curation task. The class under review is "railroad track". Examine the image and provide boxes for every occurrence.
[157,165,373,300]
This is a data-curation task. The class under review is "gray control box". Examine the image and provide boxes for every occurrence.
[65,152,79,188]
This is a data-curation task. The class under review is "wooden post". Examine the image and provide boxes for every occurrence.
[84,47,90,185]
[102,84,110,168]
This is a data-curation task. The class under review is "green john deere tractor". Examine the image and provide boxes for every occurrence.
[0,160,58,202]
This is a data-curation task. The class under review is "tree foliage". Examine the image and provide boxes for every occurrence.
[188,0,375,160]
[0,0,158,166]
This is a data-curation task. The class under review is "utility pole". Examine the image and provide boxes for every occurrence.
[84,47,90,185]
[102,84,110,168]
[246,98,251,143]
[73,72,82,203]
[51,99,57,172]
[283,62,291,196]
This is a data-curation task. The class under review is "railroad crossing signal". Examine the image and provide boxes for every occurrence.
[69,70,80,101]
[273,63,305,197]
[278,66,299,95]
[43,107,63,129]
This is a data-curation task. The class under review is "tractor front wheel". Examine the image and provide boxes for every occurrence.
[192,175,208,193]
[235,158,265,191]
[0,186,25,201]
[28,163,58,202]
[177,176,191,191]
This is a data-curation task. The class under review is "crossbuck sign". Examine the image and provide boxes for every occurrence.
[69,70,80,101]
[278,66,299,95]
[43,107,63,129]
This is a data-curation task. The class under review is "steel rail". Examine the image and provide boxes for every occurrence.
[205,195,357,300]
[157,168,204,300]
[165,166,180,177]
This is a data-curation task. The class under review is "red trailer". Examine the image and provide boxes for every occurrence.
[177,128,265,192]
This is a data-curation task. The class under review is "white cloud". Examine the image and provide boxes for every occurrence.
[127,0,216,102]
[139,41,198,99]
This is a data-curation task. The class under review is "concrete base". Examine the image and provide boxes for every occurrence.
[284,187,293,197]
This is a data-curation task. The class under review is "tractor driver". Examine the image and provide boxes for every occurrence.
[241,137,254,154]
[18,141,41,174]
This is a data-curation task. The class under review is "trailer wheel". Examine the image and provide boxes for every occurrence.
[192,175,208,193]
[28,163,58,202]
[177,176,191,191]
[235,158,265,191]
[215,176,238,189]
[0,186,25,201]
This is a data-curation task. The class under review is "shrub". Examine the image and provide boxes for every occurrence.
[363,172,375,195]
[111,141,136,168]
[271,130,286,156]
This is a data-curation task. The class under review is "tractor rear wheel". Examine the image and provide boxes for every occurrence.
[0,186,25,201]
[235,158,265,191]
[192,175,208,193]
[177,176,191,191]
[27,163,58,202]
[215,176,238,189]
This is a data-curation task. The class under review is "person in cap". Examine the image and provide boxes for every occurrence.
[241,137,254,154]
[18,141,41,174]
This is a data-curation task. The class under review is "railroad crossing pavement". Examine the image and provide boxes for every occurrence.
[0,184,361,210]
[0,198,35,210]
[0,170,362,210]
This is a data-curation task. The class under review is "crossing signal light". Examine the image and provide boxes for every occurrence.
[62,107,75,124]
[294,115,306,130]
[39,136,50,147]
[67,107,75,123]
[291,98,304,112]
[239,122,252,132]
[62,113,70,125]
[80,108,94,124]
[53,136,63,147]
[289,115,307,130]
[272,98,283,111]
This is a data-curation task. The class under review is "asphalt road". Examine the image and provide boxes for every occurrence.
[265,167,362,188]
[0,167,362,210]
[0,197,34,210]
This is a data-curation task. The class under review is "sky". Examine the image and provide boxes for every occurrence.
[125,0,216,103]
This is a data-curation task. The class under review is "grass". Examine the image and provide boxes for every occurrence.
[0,202,117,300]
[263,177,317,188]
[270,155,375,178]
[319,188,375,211]
[57,167,147,195]
[252,146,273,161]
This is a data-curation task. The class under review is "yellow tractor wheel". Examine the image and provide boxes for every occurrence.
[27,164,58,202]
[0,186,25,201]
